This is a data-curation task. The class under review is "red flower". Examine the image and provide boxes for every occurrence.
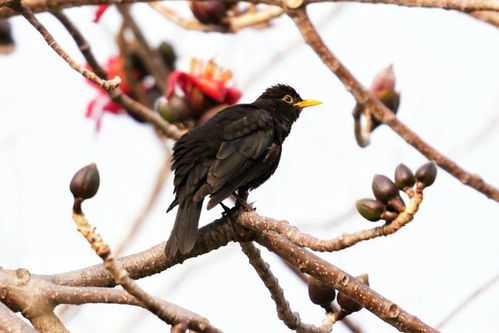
[86,56,130,132]
[166,59,241,116]
[93,5,110,23]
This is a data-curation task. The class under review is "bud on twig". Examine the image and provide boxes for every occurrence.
[415,161,437,188]
[394,163,415,190]
[158,41,177,70]
[308,276,336,309]
[190,1,229,25]
[337,274,369,315]
[356,199,385,222]
[70,163,100,213]
[372,175,399,203]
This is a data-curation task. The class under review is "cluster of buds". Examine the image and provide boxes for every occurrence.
[0,19,14,54]
[353,65,400,147]
[70,163,100,214]
[356,161,437,222]
[156,58,241,124]
[307,274,370,316]
[86,41,176,131]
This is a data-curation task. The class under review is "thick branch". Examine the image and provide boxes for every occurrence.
[289,8,499,202]
[256,231,439,333]
[71,211,221,333]
[0,302,38,333]
[47,213,248,287]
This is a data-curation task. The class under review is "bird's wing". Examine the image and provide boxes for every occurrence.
[193,110,274,208]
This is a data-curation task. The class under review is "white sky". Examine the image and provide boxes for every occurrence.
[0,2,498,332]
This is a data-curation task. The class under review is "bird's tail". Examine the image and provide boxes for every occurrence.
[164,199,203,257]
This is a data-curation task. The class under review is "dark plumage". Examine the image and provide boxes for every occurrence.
[165,84,321,256]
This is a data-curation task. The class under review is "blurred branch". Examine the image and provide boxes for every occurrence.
[470,10,499,27]
[71,206,221,332]
[289,7,499,202]
[2,0,499,19]
[240,242,332,333]
[0,301,38,333]
[117,4,169,93]
[51,10,106,79]
[149,3,284,32]
[115,148,171,256]
[436,273,499,329]
[17,2,184,140]
[237,185,424,252]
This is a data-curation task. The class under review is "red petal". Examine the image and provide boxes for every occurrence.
[93,5,110,23]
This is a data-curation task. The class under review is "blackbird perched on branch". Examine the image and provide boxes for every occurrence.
[165,84,321,256]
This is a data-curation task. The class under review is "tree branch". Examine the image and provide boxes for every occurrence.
[16,2,184,140]
[70,209,221,332]
[2,0,499,19]
[237,188,423,252]
[0,301,38,333]
[240,242,332,333]
[255,231,439,333]
[288,7,499,202]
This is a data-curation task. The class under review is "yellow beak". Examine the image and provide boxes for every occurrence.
[293,99,322,108]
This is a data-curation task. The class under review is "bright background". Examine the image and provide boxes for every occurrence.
[1,2,498,332]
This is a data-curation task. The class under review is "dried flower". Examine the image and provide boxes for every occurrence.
[166,59,241,121]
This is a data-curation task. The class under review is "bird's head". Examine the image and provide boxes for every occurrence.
[254,84,322,122]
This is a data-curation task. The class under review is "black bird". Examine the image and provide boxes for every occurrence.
[165,84,321,256]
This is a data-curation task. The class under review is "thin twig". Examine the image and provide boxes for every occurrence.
[117,4,169,93]
[7,0,119,90]
[436,273,499,329]
[288,8,499,202]
[2,0,499,19]
[15,0,184,140]
[115,149,171,256]
[51,10,106,79]
[70,211,222,333]
[238,186,423,252]
[240,242,333,333]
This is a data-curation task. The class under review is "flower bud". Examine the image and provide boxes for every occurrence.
[394,163,415,190]
[308,276,336,308]
[337,274,369,314]
[0,19,15,54]
[372,175,399,203]
[158,41,177,70]
[387,196,406,213]
[415,161,437,188]
[70,163,100,200]
[155,95,190,122]
[356,199,385,222]
[190,1,228,25]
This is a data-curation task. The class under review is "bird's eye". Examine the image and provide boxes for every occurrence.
[282,95,294,104]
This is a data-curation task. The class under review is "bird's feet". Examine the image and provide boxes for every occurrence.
[233,193,255,212]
